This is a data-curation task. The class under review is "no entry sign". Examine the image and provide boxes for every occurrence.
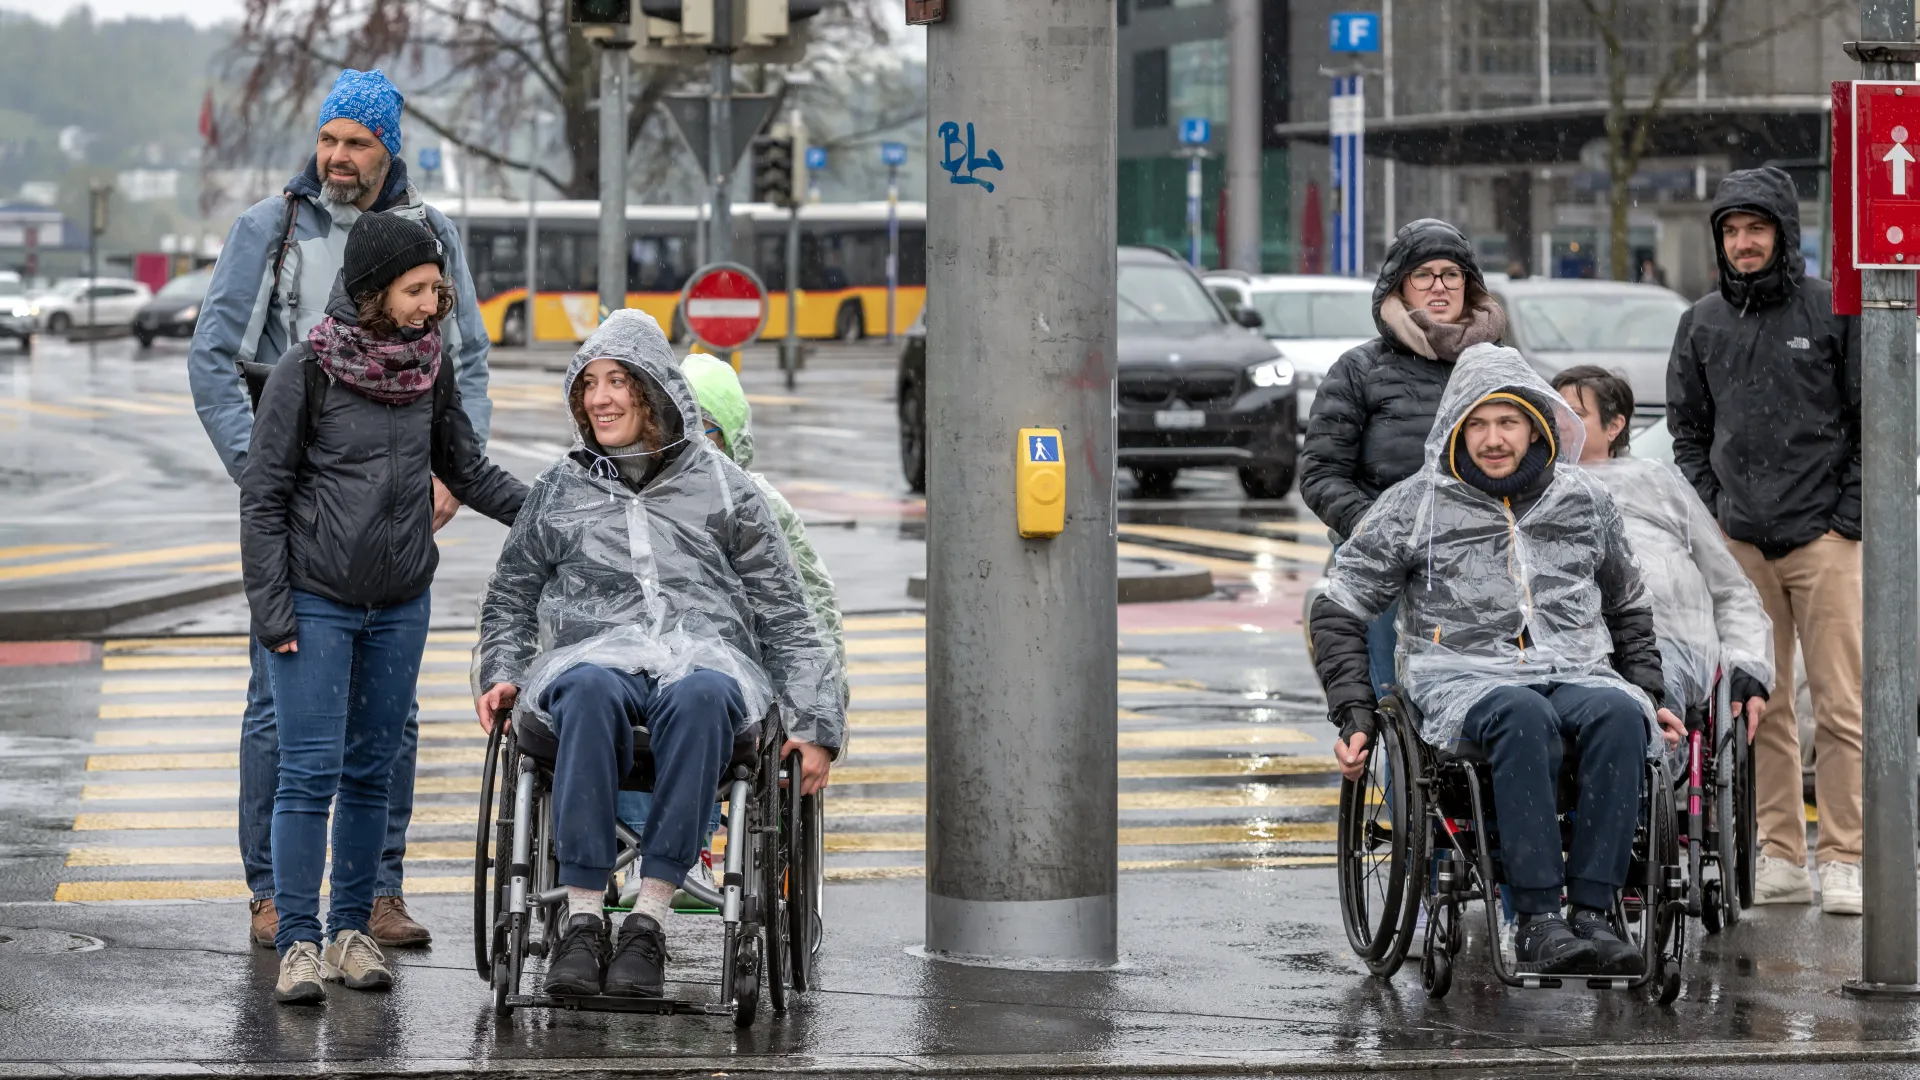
[679,263,769,352]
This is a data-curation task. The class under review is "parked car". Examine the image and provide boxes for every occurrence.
[0,288,32,349]
[897,248,1296,499]
[134,269,213,349]
[29,277,152,334]
[1203,271,1374,426]
[1485,277,1689,416]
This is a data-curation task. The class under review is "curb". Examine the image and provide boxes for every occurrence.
[11,1039,1920,1079]
[0,575,244,641]
[907,556,1214,605]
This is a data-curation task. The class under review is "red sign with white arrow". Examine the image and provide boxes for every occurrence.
[1850,80,1920,270]
[678,263,770,352]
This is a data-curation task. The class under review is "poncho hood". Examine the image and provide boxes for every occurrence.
[1426,344,1584,479]
[679,351,756,468]
[562,310,692,460]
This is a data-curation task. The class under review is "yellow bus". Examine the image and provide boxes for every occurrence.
[431,197,927,346]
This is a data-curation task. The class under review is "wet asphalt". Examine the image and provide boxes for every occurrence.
[0,335,1916,1077]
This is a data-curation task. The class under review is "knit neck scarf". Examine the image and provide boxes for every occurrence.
[307,317,441,405]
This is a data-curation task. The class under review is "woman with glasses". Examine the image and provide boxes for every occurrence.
[1300,219,1507,697]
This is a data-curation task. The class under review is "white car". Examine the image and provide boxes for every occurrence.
[1202,272,1375,425]
[30,277,152,334]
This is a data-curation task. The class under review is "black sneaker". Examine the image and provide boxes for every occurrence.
[604,913,669,998]
[1569,906,1644,976]
[1513,914,1600,975]
[543,914,609,996]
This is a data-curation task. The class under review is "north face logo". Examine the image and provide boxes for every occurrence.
[1788,337,1811,349]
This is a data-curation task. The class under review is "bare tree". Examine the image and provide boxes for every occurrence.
[1569,0,1849,280]
[216,0,896,200]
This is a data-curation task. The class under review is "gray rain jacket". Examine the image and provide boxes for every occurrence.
[473,310,846,752]
[1317,344,1662,750]
[189,157,492,482]
[1581,454,1774,711]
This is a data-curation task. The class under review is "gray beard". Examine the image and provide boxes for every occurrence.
[321,168,383,206]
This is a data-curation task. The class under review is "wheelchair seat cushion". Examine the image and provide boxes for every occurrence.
[514,711,763,793]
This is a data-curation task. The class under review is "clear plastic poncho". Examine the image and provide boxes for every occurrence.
[1325,343,1659,752]
[1580,454,1774,710]
[472,310,846,751]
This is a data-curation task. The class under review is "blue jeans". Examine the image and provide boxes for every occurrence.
[266,588,431,951]
[539,665,742,891]
[1459,683,1646,915]
[241,641,419,901]
[1365,602,1397,698]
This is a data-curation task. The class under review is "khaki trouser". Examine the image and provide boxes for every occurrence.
[1726,534,1863,866]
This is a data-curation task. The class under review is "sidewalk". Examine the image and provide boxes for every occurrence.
[2,872,1917,1077]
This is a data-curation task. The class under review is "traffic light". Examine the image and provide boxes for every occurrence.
[571,0,631,23]
[752,133,795,207]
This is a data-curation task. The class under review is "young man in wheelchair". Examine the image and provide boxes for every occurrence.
[472,310,844,999]
[1310,344,1685,977]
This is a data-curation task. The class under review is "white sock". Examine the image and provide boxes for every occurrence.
[634,877,675,927]
[567,885,604,923]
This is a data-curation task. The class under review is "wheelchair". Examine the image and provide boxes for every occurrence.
[1675,670,1757,935]
[1336,689,1685,1004]
[472,699,825,1026]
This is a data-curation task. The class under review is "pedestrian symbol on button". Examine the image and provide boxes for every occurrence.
[1028,434,1059,462]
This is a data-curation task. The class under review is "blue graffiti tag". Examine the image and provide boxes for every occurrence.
[938,121,1004,192]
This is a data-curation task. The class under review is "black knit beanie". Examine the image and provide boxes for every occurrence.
[344,211,445,301]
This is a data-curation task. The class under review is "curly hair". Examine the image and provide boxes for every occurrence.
[355,278,455,337]
[569,365,665,452]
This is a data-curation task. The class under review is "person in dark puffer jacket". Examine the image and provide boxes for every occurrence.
[1301,219,1507,695]
[241,212,526,1006]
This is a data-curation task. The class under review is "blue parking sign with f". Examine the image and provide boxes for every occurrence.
[1330,12,1380,53]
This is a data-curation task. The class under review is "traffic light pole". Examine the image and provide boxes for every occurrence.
[923,0,1119,969]
[886,161,899,342]
[707,0,735,265]
[1844,1,1920,999]
[596,38,629,323]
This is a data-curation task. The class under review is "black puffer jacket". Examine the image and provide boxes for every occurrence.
[1667,166,1861,558]
[241,288,527,648]
[1300,219,1492,540]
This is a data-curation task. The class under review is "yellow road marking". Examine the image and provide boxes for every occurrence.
[821,822,1334,853]
[849,677,1204,706]
[88,745,487,771]
[105,637,251,652]
[1116,542,1255,580]
[834,755,1338,785]
[70,396,185,416]
[102,655,250,671]
[1119,523,1328,564]
[0,397,105,419]
[98,694,475,720]
[54,875,474,903]
[68,840,478,867]
[82,774,485,801]
[427,631,477,644]
[0,543,238,583]
[845,635,925,657]
[92,721,489,748]
[1122,625,1272,638]
[0,543,110,561]
[848,727,1314,756]
[843,614,926,633]
[823,787,1339,816]
[745,393,814,407]
[73,804,479,831]
[101,670,472,694]
[845,707,1163,729]
[169,561,243,574]
[822,855,1337,882]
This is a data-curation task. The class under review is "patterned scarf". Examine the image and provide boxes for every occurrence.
[306,317,442,405]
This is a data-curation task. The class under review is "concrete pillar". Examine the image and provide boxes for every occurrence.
[1227,0,1262,271]
[923,0,1119,969]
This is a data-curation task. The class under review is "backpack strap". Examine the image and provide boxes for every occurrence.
[301,355,330,450]
[432,356,455,426]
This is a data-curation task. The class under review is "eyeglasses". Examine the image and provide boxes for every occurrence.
[1408,268,1466,291]
[704,425,722,436]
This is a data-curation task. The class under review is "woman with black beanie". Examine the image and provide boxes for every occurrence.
[240,211,527,1005]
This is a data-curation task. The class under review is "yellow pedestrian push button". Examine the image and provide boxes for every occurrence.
[1017,427,1066,538]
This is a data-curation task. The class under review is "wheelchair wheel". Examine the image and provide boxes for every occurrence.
[1336,698,1423,973]
[786,758,823,991]
[474,722,505,981]
[762,747,790,1015]
[1732,722,1757,910]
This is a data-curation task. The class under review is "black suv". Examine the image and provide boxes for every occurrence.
[896,247,1296,498]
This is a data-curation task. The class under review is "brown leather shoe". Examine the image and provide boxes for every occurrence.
[369,895,432,948]
[249,897,278,949]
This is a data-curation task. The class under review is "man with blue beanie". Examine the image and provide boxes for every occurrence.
[189,67,493,951]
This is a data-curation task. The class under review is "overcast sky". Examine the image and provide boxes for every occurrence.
[0,0,242,25]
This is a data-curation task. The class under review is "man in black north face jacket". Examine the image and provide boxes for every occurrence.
[1665,165,1863,913]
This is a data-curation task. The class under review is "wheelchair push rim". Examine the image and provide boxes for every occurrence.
[1336,697,1422,968]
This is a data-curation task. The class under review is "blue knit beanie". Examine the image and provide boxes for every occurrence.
[318,69,404,158]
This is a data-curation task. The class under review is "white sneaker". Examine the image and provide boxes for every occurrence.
[322,928,394,990]
[1753,854,1814,905]
[1819,860,1864,916]
[274,940,326,1005]
[671,850,718,911]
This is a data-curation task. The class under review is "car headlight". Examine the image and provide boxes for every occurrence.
[1247,358,1295,388]
[8,304,28,318]
[178,305,199,322]
[25,303,39,317]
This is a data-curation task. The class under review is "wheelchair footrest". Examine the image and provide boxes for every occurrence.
[507,993,733,1016]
